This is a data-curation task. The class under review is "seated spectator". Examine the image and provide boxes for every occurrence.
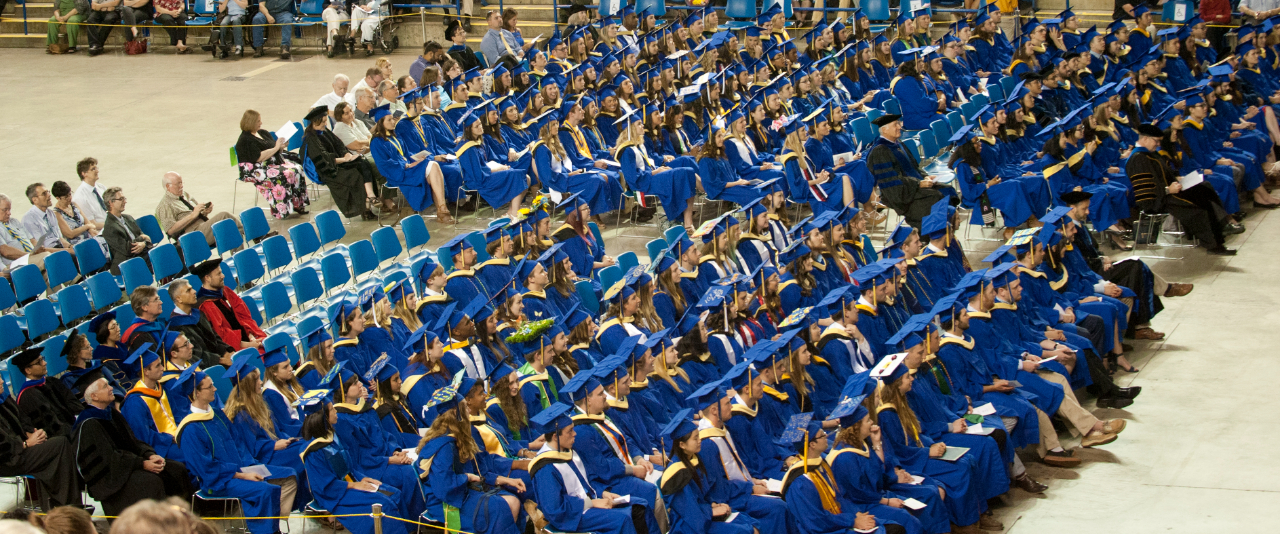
[122,286,167,353]
[234,109,310,219]
[332,101,372,154]
[167,278,236,368]
[250,0,295,59]
[377,79,404,113]
[45,0,85,53]
[192,258,267,351]
[151,0,188,53]
[73,377,193,517]
[0,353,86,511]
[446,19,482,73]
[71,157,108,230]
[321,0,350,56]
[867,114,951,228]
[155,171,240,246]
[346,0,380,56]
[102,187,153,275]
[85,0,120,56]
[410,41,444,85]
[352,87,377,129]
[58,331,127,400]
[0,193,54,274]
[480,9,525,66]
[12,348,85,439]
[302,105,383,220]
[27,505,96,534]
[50,181,108,262]
[212,0,248,58]
[313,74,350,112]
[120,0,153,45]
[21,183,74,259]
[347,67,384,107]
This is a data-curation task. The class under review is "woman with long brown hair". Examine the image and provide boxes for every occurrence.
[368,105,455,223]
[262,348,307,437]
[532,117,623,226]
[653,253,686,330]
[550,196,617,285]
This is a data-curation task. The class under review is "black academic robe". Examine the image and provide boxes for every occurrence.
[16,378,84,438]
[1128,147,1228,247]
[867,137,945,227]
[171,310,235,369]
[72,406,192,515]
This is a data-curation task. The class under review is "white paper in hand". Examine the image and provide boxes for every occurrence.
[644,469,663,484]
[612,495,631,505]
[965,424,995,436]
[909,475,925,485]
[970,402,996,416]
[240,464,272,478]
[903,498,927,510]
[765,479,784,493]
[1179,171,1204,189]
[401,449,419,462]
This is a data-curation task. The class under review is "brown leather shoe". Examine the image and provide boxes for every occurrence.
[1042,450,1081,467]
[1133,327,1165,340]
[1163,283,1194,297]
[1102,419,1127,434]
[979,513,1004,531]
[1013,473,1048,494]
[952,522,983,534]
[1081,431,1118,448]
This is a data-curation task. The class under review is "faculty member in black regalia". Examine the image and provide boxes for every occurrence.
[13,347,84,439]
[1127,123,1236,256]
[867,114,950,228]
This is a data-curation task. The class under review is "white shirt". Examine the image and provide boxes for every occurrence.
[333,119,372,147]
[21,207,63,249]
[313,91,345,111]
[73,181,109,225]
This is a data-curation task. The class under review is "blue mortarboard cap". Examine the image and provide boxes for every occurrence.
[262,347,289,369]
[775,412,818,446]
[562,369,601,403]
[226,350,260,383]
[829,372,875,426]
[530,401,576,436]
[1132,4,1150,17]
[294,389,332,417]
[440,232,475,259]
[657,409,699,453]
[123,342,158,369]
[686,380,728,411]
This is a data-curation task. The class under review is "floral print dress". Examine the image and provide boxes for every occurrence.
[236,129,311,218]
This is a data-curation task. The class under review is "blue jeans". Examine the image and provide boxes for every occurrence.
[251,10,294,48]
[219,13,245,47]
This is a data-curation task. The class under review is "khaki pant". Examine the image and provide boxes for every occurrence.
[270,476,298,518]
[1038,370,1100,437]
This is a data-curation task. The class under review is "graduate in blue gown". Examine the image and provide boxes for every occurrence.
[550,194,612,283]
[295,324,337,391]
[530,114,623,218]
[529,403,645,534]
[329,370,426,520]
[177,362,298,534]
[368,104,453,217]
[119,344,186,463]
[616,109,700,228]
[660,409,759,534]
[780,418,901,534]
[698,125,773,206]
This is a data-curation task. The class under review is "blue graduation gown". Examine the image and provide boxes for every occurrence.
[530,450,638,534]
[660,458,756,534]
[371,136,433,211]
[891,75,944,131]
[302,437,408,534]
[176,409,295,534]
[419,434,516,531]
[533,143,622,216]
[876,407,983,526]
[121,384,184,461]
[935,335,1040,451]
[780,459,871,534]
[724,401,787,480]
[696,427,790,534]
[828,444,948,534]
[333,337,375,381]
[698,156,767,206]
[571,415,662,534]
[618,143,698,222]
[456,141,529,210]
[333,401,425,520]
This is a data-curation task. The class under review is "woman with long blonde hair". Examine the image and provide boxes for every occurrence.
[387,281,422,364]
[262,349,307,438]
[224,363,311,487]
[531,117,622,223]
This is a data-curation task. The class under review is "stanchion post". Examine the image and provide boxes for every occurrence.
[372,504,383,534]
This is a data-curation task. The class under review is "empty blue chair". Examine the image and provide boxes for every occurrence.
[401,214,431,253]
[1000,75,1018,95]
[44,251,78,288]
[23,299,60,341]
[575,280,600,315]
[291,267,323,308]
[11,264,46,305]
[57,285,93,326]
[219,261,237,290]
[86,272,122,310]
[883,97,902,116]
[178,231,211,268]
[233,248,266,289]
[930,120,952,149]
[120,257,154,296]
[917,130,939,159]
[664,226,687,245]
[212,218,244,257]
[315,210,346,250]
[135,214,166,244]
[0,315,26,356]
[240,207,271,243]
[0,278,14,312]
[723,0,755,27]
[349,240,378,282]
[241,293,264,326]
[321,252,352,293]
[852,116,874,145]
[617,252,639,273]
[39,335,68,377]
[598,265,622,292]
[646,239,667,263]
[260,281,292,324]
[149,243,184,282]
[971,94,988,109]
[288,222,322,262]
[371,226,403,267]
[864,0,891,20]
[959,101,977,122]
[261,235,293,273]
[72,239,109,276]
[986,82,1005,103]
[947,111,964,132]
[904,139,923,160]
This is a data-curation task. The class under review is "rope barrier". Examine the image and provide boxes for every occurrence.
[35,512,377,520]
[382,513,476,534]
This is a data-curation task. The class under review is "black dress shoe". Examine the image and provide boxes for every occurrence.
[1207,245,1238,256]
[1096,396,1134,409]
[1012,474,1048,494]
[1224,223,1246,235]
[1115,386,1142,399]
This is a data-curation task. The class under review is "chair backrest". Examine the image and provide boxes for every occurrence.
[211,218,244,257]
[903,139,923,160]
[864,0,891,20]
[291,266,324,308]
[664,226,687,245]
[464,232,489,263]
[260,281,292,324]
[149,243,185,282]
[191,0,216,15]
[588,222,605,249]
[645,239,667,263]
[135,214,166,244]
[371,227,403,266]
[617,252,639,274]
[918,129,939,159]
[852,116,874,145]
[43,251,78,289]
[999,75,1018,95]
[261,235,293,272]
[349,240,379,281]
[0,278,14,312]
[120,257,154,296]
[72,239,108,276]
[299,0,324,15]
[204,364,230,403]
[288,222,322,262]
[321,252,352,292]
[0,315,27,356]
[11,264,46,305]
[575,280,600,315]
[598,265,622,293]
[970,94,988,109]
[315,210,346,249]
[57,285,93,327]
[240,207,271,243]
[23,299,60,340]
[959,101,977,122]
[437,246,455,273]
[636,0,665,17]
[112,303,135,329]
[883,97,902,116]
[157,281,176,319]
[263,332,296,364]
[240,293,263,325]
[724,0,755,19]
[401,215,431,252]
[86,272,122,311]
[946,110,964,133]
[39,335,69,377]
[178,231,211,267]
[930,119,952,150]
[866,108,884,123]
[219,261,238,291]
[986,82,1005,103]
[233,248,266,289]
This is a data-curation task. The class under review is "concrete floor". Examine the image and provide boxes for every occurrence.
[2,48,1279,533]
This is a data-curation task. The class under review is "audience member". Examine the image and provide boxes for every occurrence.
[313,73,350,112]
[321,0,350,56]
[346,0,380,56]
[155,171,241,246]
[167,278,236,367]
[102,187,152,275]
[251,0,295,59]
[152,0,189,53]
[481,9,524,66]
[0,361,86,511]
[234,109,310,218]
[347,67,384,107]
[332,101,372,153]
[213,0,248,58]
[49,181,107,260]
[84,0,120,56]
[12,348,84,439]
[58,331,126,399]
[192,258,267,351]
[0,193,53,273]
[21,183,73,255]
[446,19,483,73]
[73,377,193,517]
[27,505,95,534]
[122,286,166,352]
[352,87,377,128]
[71,157,108,229]
[119,0,152,45]
[45,0,84,53]
[410,41,444,85]
[111,498,210,534]
[302,105,383,220]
